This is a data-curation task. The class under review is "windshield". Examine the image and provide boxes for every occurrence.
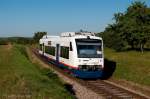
[76,39,102,58]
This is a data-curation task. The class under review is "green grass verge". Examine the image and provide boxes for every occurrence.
[105,48,150,86]
[0,45,74,99]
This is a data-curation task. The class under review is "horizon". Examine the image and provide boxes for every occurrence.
[0,0,150,37]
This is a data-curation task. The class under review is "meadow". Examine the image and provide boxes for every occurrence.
[105,48,150,86]
[0,44,74,99]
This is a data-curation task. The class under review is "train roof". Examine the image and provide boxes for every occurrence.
[40,32,102,41]
[60,32,95,37]
[42,35,59,39]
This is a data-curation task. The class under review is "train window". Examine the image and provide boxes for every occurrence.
[76,39,102,58]
[45,46,55,56]
[60,46,69,59]
[39,44,42,50]
[45,46,49,53]
[70,42,73,51]
[48,41,51,45]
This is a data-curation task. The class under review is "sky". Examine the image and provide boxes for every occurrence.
[0,0,150,37]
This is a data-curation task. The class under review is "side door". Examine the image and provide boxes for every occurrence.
[56,44,60,63]
[42,43,44,55]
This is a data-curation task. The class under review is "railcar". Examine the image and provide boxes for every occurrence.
[39,32,104,78]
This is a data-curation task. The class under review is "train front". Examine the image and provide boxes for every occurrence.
[73,36,104,79]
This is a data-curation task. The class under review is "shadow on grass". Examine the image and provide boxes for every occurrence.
[64,83,77,99]
[101,59,116,80]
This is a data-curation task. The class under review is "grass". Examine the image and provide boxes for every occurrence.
[104,48,150,86]
[0,44,74,99]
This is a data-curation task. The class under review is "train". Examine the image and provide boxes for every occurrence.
[39,32,105,79]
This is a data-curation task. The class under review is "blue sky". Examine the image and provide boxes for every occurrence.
[0,0,150,37]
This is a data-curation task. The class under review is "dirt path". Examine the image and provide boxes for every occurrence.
[26,47,50,69]
[6,43,12,50]
[0,43,12,51]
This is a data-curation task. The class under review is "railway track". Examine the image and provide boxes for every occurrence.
[32,48,150,99]
[81,80,149,99]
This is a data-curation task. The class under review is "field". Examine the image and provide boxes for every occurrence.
[105,48,150,86]
[0,44,74,99]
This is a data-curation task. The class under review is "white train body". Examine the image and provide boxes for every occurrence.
[39,32,104,78]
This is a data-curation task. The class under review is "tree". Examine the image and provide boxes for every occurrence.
[101,1,150,52]
[102,24,127,51]
[121,1,150,52]
[33,32,47,43]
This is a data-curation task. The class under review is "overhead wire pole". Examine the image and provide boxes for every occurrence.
[79,24,88,32]
[83,24,88,32]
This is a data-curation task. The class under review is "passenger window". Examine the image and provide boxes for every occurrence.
[60,46,69,59]
[45,46,55,56]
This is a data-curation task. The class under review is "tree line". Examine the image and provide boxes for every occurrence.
[0,32,47,45]
[98,1,150,52]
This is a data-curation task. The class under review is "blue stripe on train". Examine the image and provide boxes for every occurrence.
[71,69,103,78]
[43,55,103,78]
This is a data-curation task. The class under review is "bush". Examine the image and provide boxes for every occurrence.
[0,39,9,45]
